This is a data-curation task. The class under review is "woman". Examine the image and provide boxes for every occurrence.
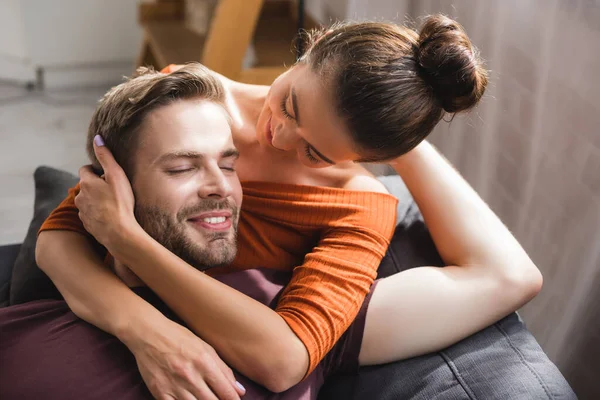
[35,15,541,399]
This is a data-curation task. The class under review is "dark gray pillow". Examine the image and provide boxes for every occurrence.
[375,175,443,278]
[9,166,78,305]
[0,244,21,307]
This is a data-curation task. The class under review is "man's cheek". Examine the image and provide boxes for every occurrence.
[231,181,243,206]
[150,187,185,214]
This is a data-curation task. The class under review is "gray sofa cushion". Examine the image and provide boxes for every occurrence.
[375,175,443,277]
[9,166,78,305]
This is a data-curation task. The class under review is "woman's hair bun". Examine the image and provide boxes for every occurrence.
[416,15,488,113]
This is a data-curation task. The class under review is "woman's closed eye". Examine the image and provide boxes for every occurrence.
[280,94,295,121]
[304,145,320,164]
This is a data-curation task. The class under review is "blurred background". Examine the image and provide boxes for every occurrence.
[1,0,599,397]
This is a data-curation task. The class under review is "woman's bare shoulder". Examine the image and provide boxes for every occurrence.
[342,174,389,193]
[331,163,389,194]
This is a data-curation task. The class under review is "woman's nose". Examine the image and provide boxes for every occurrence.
[272,122,300,151]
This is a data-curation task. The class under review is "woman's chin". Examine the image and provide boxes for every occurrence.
[255,131,267,147]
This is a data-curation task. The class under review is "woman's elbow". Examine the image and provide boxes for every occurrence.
[522,263,543,300]
[503,260,543,305]
[258,341,308,393]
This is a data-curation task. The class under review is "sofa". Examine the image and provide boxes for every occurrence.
[0,167,576,399]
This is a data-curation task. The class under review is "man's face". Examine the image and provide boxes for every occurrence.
[130,99,243,270]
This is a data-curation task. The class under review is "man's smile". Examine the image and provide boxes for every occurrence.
[187,210,233,231]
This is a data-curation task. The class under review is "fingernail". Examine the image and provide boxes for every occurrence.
[94,135,105,147]
[235,381,245,393]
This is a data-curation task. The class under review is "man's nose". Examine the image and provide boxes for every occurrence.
[197,166,233,199]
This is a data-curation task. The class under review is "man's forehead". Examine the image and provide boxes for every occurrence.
[139,100,234,162]
[145,99,230,129]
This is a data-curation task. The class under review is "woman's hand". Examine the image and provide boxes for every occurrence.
[75,135,139,252]
[124,316,246,400]
[161,64,185,73]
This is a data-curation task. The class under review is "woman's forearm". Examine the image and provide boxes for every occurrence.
[35,230,166,345]
[390,141,542,290]
[36,230,249,397]
[111,228,308,392]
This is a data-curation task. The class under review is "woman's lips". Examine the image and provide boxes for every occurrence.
[265,115,274,146]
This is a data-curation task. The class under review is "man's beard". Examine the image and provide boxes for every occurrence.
[134,199,239,271]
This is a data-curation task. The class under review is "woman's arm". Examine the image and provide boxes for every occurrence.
[108,227,309,392]
[106,209,393,392]
[36,230,154,339]
[359,140,543,365]
[76,142,397,392]
[36,229,244,399]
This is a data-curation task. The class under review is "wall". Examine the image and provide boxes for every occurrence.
[0,0,142,88]
[306,0,410,24]
[346,0,409,21]
[305,0,349,22]
[0,0,35,82]
[3,0,355,88]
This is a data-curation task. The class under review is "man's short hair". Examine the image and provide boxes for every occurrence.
[86,63,226,178]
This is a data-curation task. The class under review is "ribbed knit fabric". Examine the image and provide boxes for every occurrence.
[39,181,398,375]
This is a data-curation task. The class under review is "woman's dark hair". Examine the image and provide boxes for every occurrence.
[299,15,488,161]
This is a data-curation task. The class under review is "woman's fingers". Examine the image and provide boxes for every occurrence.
[184,380,219,400]
[203,368,242,400]
[172,387,204,400]
[78,165,99,181]
[213,355,245,397]
[204,346,244,397]
[190,351,241,400]
[133,322,242,400]
[161,64,185,73]
[92,134,127,184]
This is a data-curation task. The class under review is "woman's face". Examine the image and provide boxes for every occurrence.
[256,63,361,168]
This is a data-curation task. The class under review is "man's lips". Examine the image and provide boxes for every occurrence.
[191,210,232,219]
[187,211,233,231]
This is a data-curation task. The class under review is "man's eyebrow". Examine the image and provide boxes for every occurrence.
[221,148,240,159]
[154,148,239,165]
[308,144,336,165]
[291,87,300,126]
[155,151,204,165]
